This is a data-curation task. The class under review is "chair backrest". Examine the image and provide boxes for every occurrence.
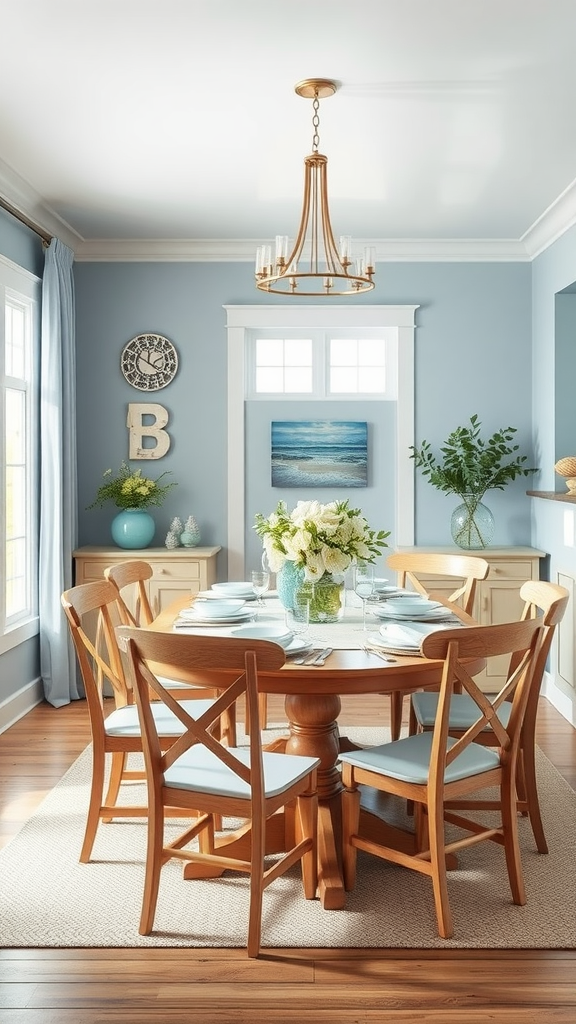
[118,626,286,811]
[61,580,133,738]
[104,559,155,626]
[386,551,490,615]
[420,617,543,774]
[513,579,570,718]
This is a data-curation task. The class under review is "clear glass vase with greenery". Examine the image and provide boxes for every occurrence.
[409,415,537,548]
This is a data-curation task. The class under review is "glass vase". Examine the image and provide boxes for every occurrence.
[306,572,345,623]
[450,494,495,550]
[111,508,155,549]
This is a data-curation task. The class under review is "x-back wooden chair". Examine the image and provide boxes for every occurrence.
[411,579,569,853]
[120,626,319,957]
[61,579,220,862]
[384,551,491,739]
[341,616,543,939]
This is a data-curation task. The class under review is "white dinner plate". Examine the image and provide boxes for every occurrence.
[196,589,256,602]
[212,582,256,599]
[371,605,456,623]
[285,636,312,655]
[367,633,420,654]
[231,624,294,648]
[384,597,443,612]
[180,602,245,620]
[177,609,254,625]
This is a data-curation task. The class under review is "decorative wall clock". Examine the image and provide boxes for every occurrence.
[120,334,179,391]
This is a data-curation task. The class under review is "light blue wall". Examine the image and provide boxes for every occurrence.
[0,208,43,705]
[75,259,534,576]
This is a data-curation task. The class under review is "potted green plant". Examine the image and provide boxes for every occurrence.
[87,462,177,549]
[409,415,537,549]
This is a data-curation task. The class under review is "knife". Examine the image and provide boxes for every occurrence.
[303,647,333,666]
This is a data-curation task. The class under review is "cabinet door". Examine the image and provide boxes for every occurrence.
[473,579,527,690]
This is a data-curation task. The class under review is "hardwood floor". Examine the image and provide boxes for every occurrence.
[1,693,575,1023]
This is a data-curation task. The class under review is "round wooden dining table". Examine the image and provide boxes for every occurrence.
[149,594,482,909]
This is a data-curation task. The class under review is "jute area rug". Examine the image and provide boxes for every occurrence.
[1,727,575,949]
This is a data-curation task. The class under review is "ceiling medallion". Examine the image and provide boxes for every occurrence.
[255,78,376,297]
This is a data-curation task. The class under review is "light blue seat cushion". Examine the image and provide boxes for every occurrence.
[104,699,216,738]
[412,691,512,731]
[339,732,500,785]
[164,747,320,801]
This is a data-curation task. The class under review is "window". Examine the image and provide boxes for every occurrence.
[0,255,39,654]
[248,328,396,400]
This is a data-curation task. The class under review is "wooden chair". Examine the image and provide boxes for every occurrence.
[384,552,491,739]
[61,579,224,863]
[105,558,238,739]
[341,616,543,939]
[411,580,570,853]
[119,626,319,957]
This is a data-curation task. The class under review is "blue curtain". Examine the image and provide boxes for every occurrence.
[39,238,81,706]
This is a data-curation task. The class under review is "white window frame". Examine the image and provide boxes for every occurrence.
[225,304,419,580]
[246,327,397,401]
[0,254,40,655]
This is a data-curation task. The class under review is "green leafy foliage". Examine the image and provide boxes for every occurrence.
[409,414,537,499]
[87,462,177,510]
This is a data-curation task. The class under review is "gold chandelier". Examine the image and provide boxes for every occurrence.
[255,79,376,296]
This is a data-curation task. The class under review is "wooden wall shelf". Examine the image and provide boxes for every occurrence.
[527,490,576,505]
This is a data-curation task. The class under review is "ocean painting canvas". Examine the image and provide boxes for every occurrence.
[271,420,368,487]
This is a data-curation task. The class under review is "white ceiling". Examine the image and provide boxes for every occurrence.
[2,0,576,260]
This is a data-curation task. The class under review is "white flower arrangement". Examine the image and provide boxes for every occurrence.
[254,499,389,581]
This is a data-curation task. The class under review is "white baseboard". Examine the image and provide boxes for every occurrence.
[0,677,44,734]
[542,671,576,728]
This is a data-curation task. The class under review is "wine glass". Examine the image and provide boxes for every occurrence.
[354,562,375,630]
[251,569,270,608]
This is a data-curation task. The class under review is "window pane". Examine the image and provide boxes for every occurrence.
[284,367,313,392]
[330,338,356,365]
[6,389,26,462]
[256,367,284,392]
[284,338,312,366]
[7,466,26,529]
[256,338,283,366]
[5,303,26,377]
[358,339,384,365]
[358,366,386,392]
[330,367,356,392]
[6,538,27,617]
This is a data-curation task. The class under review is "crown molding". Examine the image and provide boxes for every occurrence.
[73,236,530,262]
[521,177,576,258]
[0,157,81,250]
[1,159,574,263]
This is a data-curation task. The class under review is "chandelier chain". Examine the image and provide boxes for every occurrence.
[312,94,320,152]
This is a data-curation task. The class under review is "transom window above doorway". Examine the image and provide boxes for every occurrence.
[248,328,395,400]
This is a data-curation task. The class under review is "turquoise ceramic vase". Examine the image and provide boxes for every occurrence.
[111,508,155,549]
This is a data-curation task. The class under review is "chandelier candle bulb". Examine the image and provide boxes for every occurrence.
[275,235,289,264]
[364,246,376,273]
[340,235,352,261]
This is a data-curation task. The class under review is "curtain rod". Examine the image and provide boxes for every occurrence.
[0,195,52,245]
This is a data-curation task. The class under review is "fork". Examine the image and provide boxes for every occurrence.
[361,643,397,663]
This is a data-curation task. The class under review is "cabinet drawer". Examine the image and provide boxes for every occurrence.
[79,559,109,581]
[150,561,202,581]
[486,561,534,581]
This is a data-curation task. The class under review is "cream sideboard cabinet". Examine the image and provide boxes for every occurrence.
[73,546,221,619]
[391,546,547,692]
